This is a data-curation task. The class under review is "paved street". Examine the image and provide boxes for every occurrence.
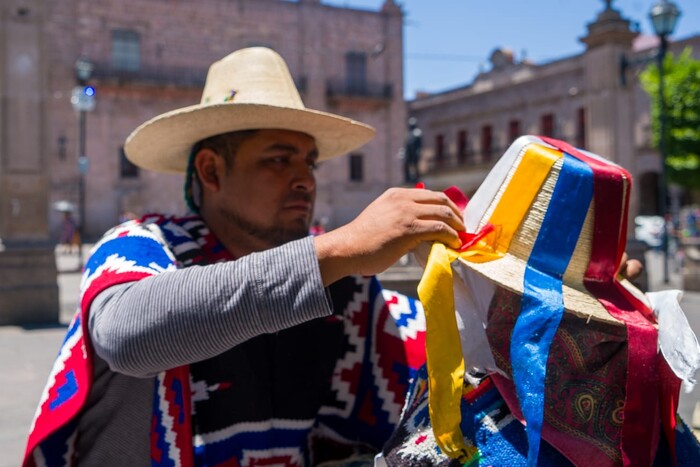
[1,248,699,465]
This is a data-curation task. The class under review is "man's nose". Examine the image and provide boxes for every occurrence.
[292,162,315,192]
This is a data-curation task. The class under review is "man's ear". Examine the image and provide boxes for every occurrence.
[194,148,222,193]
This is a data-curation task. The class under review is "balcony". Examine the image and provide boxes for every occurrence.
[426,149,501,173]
[91,63,309,96]
[325,78,393,108]
[91,62,207,88]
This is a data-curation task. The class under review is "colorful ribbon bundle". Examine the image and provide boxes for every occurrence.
[418,136,699,466]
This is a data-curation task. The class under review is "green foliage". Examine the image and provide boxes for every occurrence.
[640,48,700,188]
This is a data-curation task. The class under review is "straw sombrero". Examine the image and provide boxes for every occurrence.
[124,47,376,174]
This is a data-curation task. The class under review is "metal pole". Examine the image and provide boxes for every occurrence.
[658,35,669,284]
[78,109,86,268]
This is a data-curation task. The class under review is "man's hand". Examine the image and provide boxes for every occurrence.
[314,187,465,286]
[618,252,643,282]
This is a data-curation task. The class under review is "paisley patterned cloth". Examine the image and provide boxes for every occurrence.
[380,287,700,466]
[487,287,628,465]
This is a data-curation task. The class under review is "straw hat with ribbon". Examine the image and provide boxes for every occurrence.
[124,47,375,174]
[417,136,700,466]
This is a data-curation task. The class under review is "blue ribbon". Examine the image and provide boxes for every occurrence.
[510,153,593,466]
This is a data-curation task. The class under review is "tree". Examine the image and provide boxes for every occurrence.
[640,48,700,189]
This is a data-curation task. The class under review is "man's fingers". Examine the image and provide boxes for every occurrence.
[411,219,463,250]
[410,188,464,219]
[409,202,465,232]
[624,259,644,281]
[618,252,644,281]
[393,188,465,230]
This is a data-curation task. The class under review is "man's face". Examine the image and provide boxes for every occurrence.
[215,129,318,249]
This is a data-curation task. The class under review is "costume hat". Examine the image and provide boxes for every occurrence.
[458,135,641,324]
[418,136,699,466]
[125,47,375,173]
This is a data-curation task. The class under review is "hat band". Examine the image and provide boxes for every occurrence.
[510,153,593,465]
[545,137,666,466]
[488,144,561,253]
[418,145,564,461]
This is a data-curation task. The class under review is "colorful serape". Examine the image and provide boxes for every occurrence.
[24,214,427,466]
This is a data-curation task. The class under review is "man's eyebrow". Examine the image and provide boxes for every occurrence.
[263,143,319,158]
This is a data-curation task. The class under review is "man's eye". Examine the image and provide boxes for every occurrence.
[308,160,319,170]
[268,156,288,165]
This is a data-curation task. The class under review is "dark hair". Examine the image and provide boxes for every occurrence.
[184,130,258,213]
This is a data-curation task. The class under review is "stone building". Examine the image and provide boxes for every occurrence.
[409,2,700,223]
[0,0,404,322]
[2,0,406,243]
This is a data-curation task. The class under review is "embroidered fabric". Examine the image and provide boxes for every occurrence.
[24,214,428,466]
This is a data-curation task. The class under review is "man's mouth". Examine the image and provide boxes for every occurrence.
[285,203,311,213]
[284,194,313,212]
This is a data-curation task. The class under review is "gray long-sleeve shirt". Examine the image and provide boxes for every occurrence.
[76,236,332,465]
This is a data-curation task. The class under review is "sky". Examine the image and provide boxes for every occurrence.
[322,0,700,99]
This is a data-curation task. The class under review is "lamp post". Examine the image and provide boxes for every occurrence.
[71,57,95,267]
[649,0,680,284]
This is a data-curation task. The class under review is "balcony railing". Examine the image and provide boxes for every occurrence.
[91,62,207,88]
[91,62,309,95]
[426,148,502,174]
[326,78,393,101]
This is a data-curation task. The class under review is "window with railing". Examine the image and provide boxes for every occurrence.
[345,52,367,95]
[112,29,140,72]
[508,119,521,144]
[349,153,364,182]
[119,146,139,179]
[481,125,493,161]
[435,134,445,167]
[541,113,555,138]
[576,107,586,148]
[457,130,469,164]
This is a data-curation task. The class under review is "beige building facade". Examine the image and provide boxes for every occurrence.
[409,3,700,224]
[2,0,406,242]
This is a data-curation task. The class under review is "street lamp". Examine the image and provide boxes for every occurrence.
[649,0,681,284]
[70,57,96,267]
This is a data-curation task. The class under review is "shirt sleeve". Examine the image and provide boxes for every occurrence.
[88,233,332,378]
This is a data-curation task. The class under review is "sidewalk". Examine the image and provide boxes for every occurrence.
[0,247,84,466]
[0,247,698,465]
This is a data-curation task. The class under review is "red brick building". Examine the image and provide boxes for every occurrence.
[1,0,406,241]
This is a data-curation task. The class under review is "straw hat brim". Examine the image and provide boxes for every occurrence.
[457,255,610,324]
[455,254,652,327]
[124,102,376,174]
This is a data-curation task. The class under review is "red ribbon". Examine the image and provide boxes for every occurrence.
[417,183,485,251]
[443,186,469,211]
[542,137,678,466]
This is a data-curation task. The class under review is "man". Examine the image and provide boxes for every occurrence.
[24,47,464,466]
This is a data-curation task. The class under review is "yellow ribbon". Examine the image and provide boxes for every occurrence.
[418,242,473,461]
[418,144,562,460]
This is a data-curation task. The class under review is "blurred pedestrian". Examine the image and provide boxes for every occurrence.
[309,219,325,236]
[58,211,79,254]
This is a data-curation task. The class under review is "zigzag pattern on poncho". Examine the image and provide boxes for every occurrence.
[24,214,427,466]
